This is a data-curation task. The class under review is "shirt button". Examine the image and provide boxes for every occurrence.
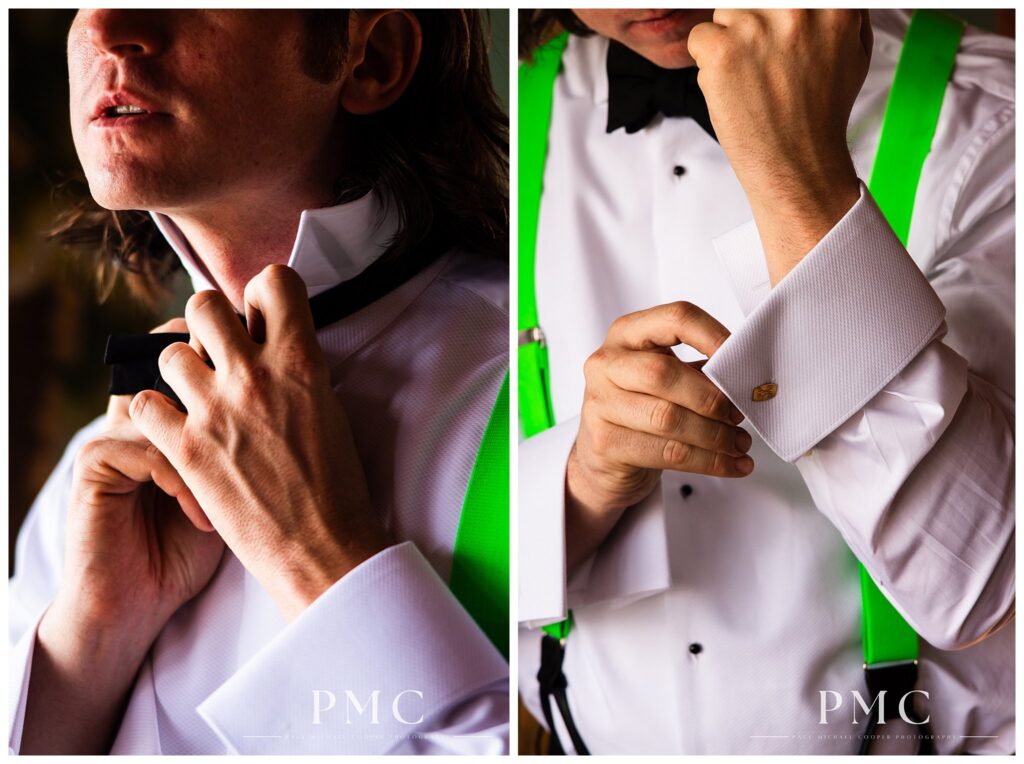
[680,484,693,499]
[688,643,703,655]
[673,165,686,177]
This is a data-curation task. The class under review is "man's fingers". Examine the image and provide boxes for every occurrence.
[74,429,214,531]
[605,301,731,358]
[602,349,744,425]
[185,290,253,369]
[129,390,187,463]
[107,317,191,427]
[158,342,213,412]
[592,422,754,478]
[687,19,726,64]
[242,264,317,350]
[597,387,751,457]
[140,439,215,532]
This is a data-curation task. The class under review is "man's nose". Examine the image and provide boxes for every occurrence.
[80,9,166,59]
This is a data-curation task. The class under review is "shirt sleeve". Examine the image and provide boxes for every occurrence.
[196,541,509,755]
[518,415,672,626]
[8,417,108,753]
[703,106,1015,650]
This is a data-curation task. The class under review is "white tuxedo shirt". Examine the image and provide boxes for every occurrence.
[10,190,510,754]
[519,10,1014,754]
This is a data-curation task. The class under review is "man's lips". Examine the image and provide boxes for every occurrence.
[628,9,692,34]
[631,10,682,25]
[90,91,167,123]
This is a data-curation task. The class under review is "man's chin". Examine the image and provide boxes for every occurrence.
[85,175,168,213]
[636,40,698,70]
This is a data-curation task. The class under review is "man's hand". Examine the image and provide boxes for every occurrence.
[689,10,871,284]
[22,319,225,755]
[565,302,752,570]
[129,265,392,621]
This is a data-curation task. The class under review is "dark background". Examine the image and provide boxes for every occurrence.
[8,9,509,571]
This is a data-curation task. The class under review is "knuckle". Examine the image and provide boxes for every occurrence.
[187,289,222,317]
[258,263,301,293]
[700,386,729,419]
[638,355,673,391]
[649,399,680,436]
[583,348,608,382]
[710,424,732,452]
[662,439,690,467]
[158,341,190,370]
[711,451,733,477]
[130,390,152,419]
[589,424,613,458]
[74,438,105,470]
[666,300,697,326]
[175,436,200,469]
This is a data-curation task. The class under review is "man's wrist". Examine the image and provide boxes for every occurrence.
[747,162,860,285]
[37,595,154,695]
[267,531,393,621]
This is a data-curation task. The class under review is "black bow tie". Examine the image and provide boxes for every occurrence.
[605,40,717,140]
[105,234,448,408]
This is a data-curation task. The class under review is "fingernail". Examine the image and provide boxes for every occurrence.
[737,456,754,474]
[730,408,745,425]
[736,430,752,453]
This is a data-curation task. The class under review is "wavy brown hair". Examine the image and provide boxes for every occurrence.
[51,9,508,303]
[518,9,592,61]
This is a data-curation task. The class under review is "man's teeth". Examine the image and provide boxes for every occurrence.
[111,105,147,115]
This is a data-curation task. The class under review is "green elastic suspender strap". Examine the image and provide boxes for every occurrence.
[861,9,964,666]
[519,31,569,439]
[450,372,510,659]
[519,32,573,641]
[519,12,963,660]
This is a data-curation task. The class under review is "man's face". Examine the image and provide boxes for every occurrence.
[68,10,344,213]
[572,9,716,69]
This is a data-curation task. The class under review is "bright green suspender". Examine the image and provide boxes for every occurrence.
[860,9,964,665]
[451,372,510,659]
[519,11,964,662]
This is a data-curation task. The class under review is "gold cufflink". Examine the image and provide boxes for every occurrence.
[752,383,778,401]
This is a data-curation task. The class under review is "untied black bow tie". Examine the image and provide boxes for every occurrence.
[105,234,447,408]
[605,39,717,140]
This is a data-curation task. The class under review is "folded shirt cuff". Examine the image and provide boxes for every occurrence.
[704,182,946,462]
[197,541,507,755]
[7,608,44,754]
[519,417,672,626]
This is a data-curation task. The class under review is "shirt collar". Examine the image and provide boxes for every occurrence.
[559,33,610,106]
[149,189,399,298]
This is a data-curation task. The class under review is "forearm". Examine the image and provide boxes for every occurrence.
[799,365,1015,648]
[20,598,152,754]
[747,164,861,286]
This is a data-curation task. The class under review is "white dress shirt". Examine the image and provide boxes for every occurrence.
[519,10,1014,755]
[10,190,510,754]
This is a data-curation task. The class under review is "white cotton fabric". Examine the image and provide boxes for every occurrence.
[10,192,510,754]
[519,9,1014,754]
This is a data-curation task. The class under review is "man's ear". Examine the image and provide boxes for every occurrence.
[341,10,422,115]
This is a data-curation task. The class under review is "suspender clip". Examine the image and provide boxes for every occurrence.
[519,326,546,347]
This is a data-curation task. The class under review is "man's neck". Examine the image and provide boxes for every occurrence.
[162,186,335,310]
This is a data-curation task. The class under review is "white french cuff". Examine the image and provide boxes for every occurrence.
[704,182,946,462]
[195,541,507,755]
[519,416,672,626]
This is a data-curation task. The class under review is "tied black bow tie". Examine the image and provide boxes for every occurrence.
[605,40,717,140]
[104,234,448,408]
